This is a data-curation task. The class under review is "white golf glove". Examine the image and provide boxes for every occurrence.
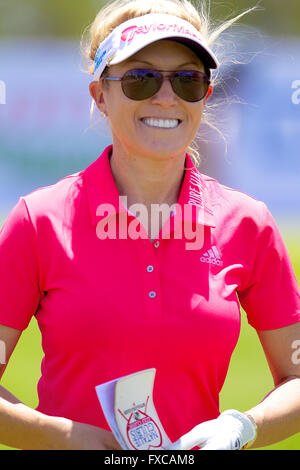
[167,410,257,450]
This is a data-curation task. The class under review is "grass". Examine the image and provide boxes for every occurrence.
[0,217,299,450]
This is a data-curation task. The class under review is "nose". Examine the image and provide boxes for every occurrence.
[150,76,177,107]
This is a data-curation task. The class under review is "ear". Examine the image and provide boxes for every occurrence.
[89,81,106,115]
[204,85,213,103]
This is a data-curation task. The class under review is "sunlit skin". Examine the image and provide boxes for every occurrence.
[89,40,213,221]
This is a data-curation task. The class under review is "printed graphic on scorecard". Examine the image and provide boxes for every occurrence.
[96,368,171,450]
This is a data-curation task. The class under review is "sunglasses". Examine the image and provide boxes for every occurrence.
[101,68,211,102]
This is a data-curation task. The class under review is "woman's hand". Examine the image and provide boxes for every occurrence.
[57,418,123,450]
[167,410,256,450]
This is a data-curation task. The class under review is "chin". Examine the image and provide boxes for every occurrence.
[140,142,186,159]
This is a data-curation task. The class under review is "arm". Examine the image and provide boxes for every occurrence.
[0,324,121,450]
[245,322,300,448]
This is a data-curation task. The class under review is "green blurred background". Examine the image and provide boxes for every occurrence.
[0,0,300,450]
[1,0,300,38]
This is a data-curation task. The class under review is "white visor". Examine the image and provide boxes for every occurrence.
[93,13,219,80]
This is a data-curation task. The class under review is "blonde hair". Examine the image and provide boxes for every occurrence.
[81,0,258,165]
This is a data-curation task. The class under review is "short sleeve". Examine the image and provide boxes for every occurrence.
[0,198,42,330]
[238,202,300,330]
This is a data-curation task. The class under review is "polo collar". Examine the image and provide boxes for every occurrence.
[175,153,216,228]
[83,145,215,229]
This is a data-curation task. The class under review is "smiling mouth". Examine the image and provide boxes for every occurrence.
[140,118,181,129]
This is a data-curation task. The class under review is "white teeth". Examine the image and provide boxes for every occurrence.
[142,118,179,129]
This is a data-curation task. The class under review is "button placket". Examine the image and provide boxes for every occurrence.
[138,239,163,319]
[146,264,156,299]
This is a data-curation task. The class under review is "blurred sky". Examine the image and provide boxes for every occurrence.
[0,0,299,227]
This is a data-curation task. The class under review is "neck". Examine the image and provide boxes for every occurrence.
[109,146,186,209]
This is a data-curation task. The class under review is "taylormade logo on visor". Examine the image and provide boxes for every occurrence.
[92,14,218,80]
[121,22,202,42]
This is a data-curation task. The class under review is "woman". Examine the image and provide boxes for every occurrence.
[0,0,299,450]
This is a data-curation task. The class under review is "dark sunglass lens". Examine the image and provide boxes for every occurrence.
[172,71,209,102]
[121,69,162,101]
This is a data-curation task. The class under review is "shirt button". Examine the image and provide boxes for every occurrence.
[153,241,160,248]
[149,291,157,299]
[147,265,154,273]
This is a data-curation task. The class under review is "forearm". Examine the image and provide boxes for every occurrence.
[0,384,71,449]
[0,383,78,450]
[246,376,300,448]
[0,384,122,450]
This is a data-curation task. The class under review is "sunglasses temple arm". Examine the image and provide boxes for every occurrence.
[102,77,123,81]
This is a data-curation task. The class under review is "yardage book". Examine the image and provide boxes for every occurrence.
[95,368,172,450]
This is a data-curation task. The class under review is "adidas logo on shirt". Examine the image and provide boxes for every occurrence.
[200,246,223,266]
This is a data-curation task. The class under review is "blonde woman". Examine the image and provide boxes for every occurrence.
[0,0,299,450]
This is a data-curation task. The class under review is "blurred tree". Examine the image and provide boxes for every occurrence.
[0,0,104,37]
[0,0,300,38]
[210,0,300,37]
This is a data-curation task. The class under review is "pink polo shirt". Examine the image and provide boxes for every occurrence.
[0,145,299,443]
